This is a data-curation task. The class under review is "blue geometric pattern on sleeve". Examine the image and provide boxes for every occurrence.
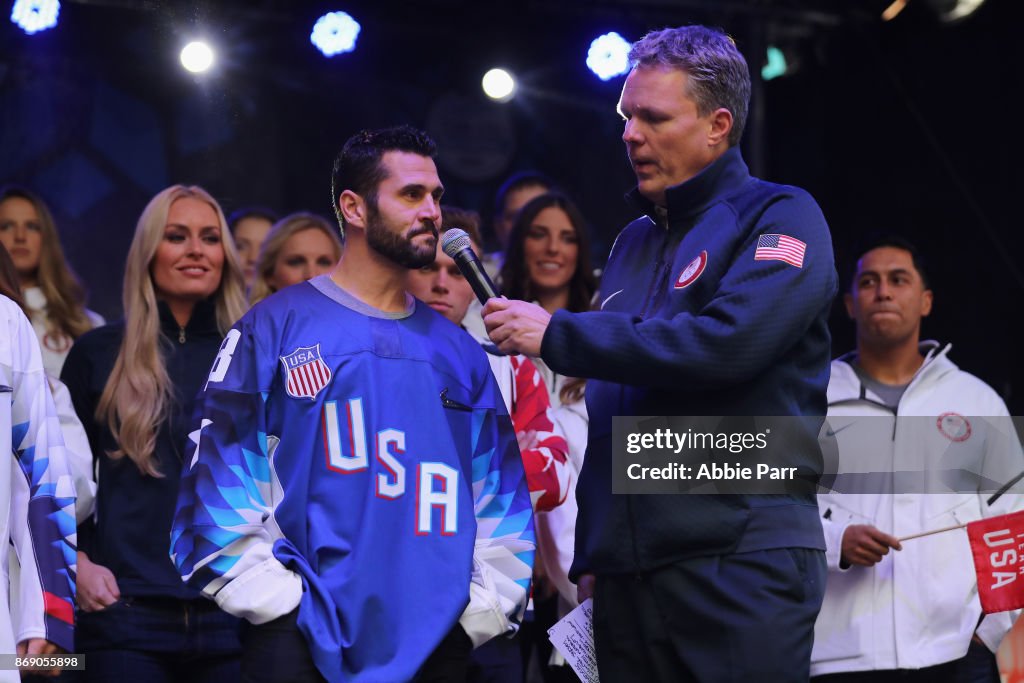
[467,399,535,598]
[171,390,272,582]
[12,415,78,651]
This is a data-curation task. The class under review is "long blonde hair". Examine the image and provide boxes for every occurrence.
[97,185,248,476]
[0,185,95,339]
[248,212,342,305]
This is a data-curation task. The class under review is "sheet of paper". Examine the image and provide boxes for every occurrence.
[547,597,599,683]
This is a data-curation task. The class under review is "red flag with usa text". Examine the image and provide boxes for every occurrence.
[968,510,1024,613]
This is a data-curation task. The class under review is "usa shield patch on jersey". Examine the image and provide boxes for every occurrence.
[280,344,333,400]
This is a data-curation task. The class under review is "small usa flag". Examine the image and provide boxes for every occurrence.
[754,234,806,268]
[280,344,333,400]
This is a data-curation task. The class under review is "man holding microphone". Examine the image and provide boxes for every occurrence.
[485,24,836,682]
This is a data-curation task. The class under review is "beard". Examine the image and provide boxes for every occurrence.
[365,202,438,270]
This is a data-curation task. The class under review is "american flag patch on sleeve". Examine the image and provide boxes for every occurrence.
[754,234,806,268]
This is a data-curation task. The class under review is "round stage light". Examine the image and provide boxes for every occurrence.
[180,41,215,74]
[587,32,631,81]
[482,68,516,102]
[311,11,361,57]
[10,0,60,35]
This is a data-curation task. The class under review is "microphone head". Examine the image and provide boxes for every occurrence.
[441,228,473,259]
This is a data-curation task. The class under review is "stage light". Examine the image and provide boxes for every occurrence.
[929,0,986,22]
[761,46,788,81]
[10,0,60,35]
[180,41,214,74]
[883,0,986,22]
[482,68,516,102]
[881,0,908,21]
[311,11,360,57]
[587,32,631,81]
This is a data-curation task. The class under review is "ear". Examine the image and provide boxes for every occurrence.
[920,288,933,318]
[339,190,367,231]
[843,292,855,319]
[707,108,734,147]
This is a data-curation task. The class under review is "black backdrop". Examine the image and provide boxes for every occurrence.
[2,0,1020,410]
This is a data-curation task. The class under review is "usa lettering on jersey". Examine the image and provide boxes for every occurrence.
[323,397,459,535]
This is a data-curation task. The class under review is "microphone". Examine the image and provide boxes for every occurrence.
[441,228,500,304]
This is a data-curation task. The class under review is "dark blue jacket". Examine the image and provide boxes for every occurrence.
[61,300,223,599]
[541,148,837,578]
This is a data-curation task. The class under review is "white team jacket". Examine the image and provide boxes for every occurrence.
[1,296,77,682]
[23,286,104,379]
[811,342,1022,675]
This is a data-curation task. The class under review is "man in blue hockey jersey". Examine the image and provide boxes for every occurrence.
[485,25,836,682]
[171,126,535,683]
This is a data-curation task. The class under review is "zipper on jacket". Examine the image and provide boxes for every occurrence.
[440,388,472,412]
[639,231,673,318]
[619,382,644,570]
[629,229,672,572]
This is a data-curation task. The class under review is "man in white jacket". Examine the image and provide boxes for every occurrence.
[811,236,1020,682]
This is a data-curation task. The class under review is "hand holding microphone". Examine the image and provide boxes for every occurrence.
[441,228,550,357]
[441,229,500,305]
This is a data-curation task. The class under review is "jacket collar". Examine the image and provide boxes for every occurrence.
[625,146,752,229]
[156,298,219,338]
[831,340,954,404]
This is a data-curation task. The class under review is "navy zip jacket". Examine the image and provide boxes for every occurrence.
[61,299,223,599]
[541,147,837,579]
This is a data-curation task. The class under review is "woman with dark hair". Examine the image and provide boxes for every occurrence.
[498,192,597,317]
[0,185,104,377]
[60,185,247,682]
[227,206,277,292]
[497,192,596,682]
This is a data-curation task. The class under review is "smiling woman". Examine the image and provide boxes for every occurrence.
[58,185,248,682]
[249,212,343,305]
[498,192,596,316]
[151,196,229,326]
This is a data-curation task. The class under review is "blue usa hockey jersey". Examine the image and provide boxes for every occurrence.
[171,276,534,683]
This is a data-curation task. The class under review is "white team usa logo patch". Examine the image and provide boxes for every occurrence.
[937,412,972,442]
[280,344,333,400]
[675,250,708,289]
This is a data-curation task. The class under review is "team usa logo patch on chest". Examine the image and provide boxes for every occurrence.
[675,250,708,289]
[937,412,972,442]
[280,344,333,400]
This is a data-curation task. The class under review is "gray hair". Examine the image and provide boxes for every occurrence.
[628,25,751,147]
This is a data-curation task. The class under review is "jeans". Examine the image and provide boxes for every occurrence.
[74,596,241,683]
[240,609,325,683]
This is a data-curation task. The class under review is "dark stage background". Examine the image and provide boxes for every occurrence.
[2,0,1020,410]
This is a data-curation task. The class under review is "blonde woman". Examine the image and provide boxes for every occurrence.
[248,212,342,305]
[0,185,104,377]
[60,185,247,683]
